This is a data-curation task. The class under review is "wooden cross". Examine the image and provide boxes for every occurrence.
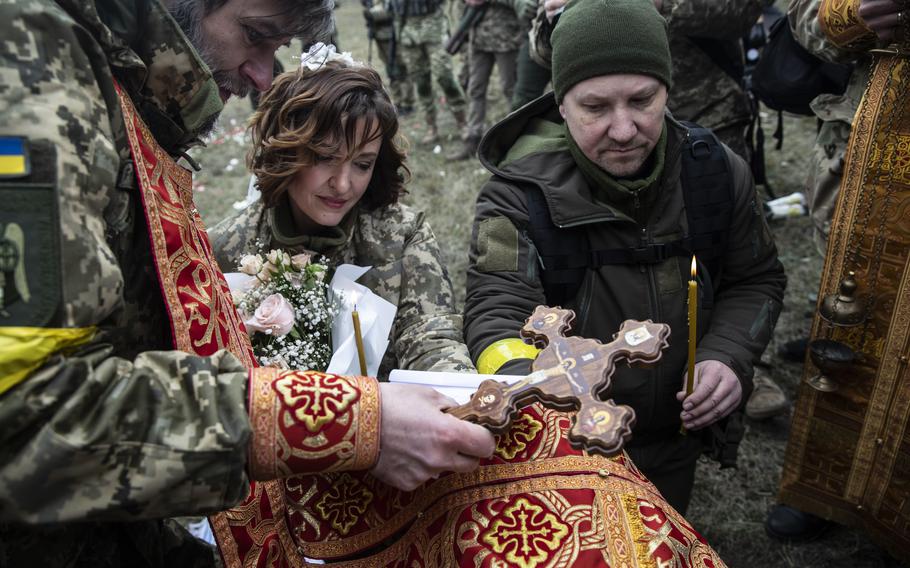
[448,306,670,456]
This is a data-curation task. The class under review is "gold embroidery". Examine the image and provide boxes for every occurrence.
[315,474,374,536]
[495,413,544,460]
[350,375,381,471]
[640,502,695,566]
[274,372,359,433]
[818,0,874,47]
[301,459,665,560]
[114,84,255,368]
[480,497,569,568]
[248,367,280,480]
[622,493,653,567]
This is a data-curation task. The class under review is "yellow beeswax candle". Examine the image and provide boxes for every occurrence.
[352,307,368,376]
[686,256,697,397]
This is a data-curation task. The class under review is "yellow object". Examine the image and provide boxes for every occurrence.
[477,338,541,375]
[0,326,97,395]
[0,155,26,176]
[686,256,698,396]
[352,309,368,376]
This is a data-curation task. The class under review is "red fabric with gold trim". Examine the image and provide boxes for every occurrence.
[111,82,725,568]
[113,83,372,568]
[248,368,380,480]
[280,404,725,567]
[114,83,256,367]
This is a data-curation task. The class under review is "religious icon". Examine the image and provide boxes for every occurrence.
[0,222,29,317]
[448,306,671,456]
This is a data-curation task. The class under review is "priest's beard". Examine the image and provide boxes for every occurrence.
[169,0,252,138]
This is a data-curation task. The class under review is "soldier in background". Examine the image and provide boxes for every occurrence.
[391,0,468,143]
[447,0,534,161]
[511,0,552,110]
[531,0,789,421]
[363,0,416,114]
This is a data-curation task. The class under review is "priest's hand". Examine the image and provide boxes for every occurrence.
[859,0,903,43]
[675,360,742,430]
[370,383,496,491]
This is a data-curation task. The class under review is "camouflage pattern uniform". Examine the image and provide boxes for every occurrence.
[366,0,416,110]
[0,0,371,565]
[209,198,476,378]
[789,0,869,255]
[392,0,467,128]
[464,1,524,140]
[530,0,765,159]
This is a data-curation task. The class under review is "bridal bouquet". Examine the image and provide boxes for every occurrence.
[232,250,340,370]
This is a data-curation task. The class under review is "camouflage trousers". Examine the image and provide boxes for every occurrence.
[374,38,415,109]
[466,46,518,139]
[806,118,850,257]
[398,9,467,126]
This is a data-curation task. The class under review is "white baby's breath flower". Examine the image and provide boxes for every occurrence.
[231,289,246,306]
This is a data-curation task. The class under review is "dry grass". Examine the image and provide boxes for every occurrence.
[190,3,905,566]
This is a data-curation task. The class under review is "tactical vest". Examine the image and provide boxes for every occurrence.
[525,124,734,309]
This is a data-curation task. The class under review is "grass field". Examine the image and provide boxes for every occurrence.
[189,4,906,566]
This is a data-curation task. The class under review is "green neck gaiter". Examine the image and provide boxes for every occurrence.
[565,122,667,209]
[268,193,355,255]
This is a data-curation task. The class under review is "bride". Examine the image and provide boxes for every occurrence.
[210,47,474,377]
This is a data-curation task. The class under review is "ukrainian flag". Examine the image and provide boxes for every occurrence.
[0,138,28,177]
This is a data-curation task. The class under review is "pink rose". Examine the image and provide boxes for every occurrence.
[245,293,295,336]
[290,253,311,271]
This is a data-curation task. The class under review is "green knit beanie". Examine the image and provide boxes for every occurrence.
[552,0,673,102]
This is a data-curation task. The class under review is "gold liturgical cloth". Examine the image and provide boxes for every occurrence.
[779,50,910,562]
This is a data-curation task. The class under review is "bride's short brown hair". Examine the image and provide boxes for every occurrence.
[247,62,409,209]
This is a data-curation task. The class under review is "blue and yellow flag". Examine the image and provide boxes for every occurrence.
[0,137,29,178]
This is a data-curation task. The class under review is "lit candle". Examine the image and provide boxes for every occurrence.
[686,256,698,394]
[352,306,368,376]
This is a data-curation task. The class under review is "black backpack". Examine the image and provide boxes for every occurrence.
[525,125,734,309]
[751,16,853,117]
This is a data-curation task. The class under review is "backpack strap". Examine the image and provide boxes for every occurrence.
[524,123,735,307]
[678,123,734,282]
[524,186,588,307]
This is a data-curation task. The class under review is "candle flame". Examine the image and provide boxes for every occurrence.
[690,256,697,278]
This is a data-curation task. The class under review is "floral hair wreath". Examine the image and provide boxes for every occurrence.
[298,42,361,72]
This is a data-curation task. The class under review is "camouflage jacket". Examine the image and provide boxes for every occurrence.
[530,0,765,132]
[470,1,524,52]
[0,0,379,563]
[209,197,476,378]
[789,0,870,126]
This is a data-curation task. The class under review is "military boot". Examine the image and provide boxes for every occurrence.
[453,109,467,133]
[421,122,439,145]
[446,135,480,162]
[745,370,788,420]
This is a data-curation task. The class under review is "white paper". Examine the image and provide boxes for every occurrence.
[222,271,256,294]
[388,369,525,405]
[326,265,396,376]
